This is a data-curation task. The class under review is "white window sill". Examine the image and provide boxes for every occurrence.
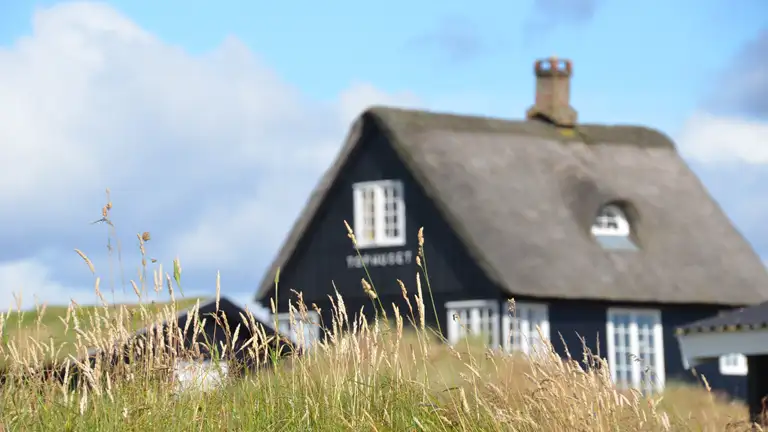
[355,239,407,249]
[720,368,748,376]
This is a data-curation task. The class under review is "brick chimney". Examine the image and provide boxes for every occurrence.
[526,56,578,127]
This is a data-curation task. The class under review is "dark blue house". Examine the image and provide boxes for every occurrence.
[255,56,768,400]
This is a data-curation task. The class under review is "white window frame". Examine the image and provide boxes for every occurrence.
[173,358,228,393]
[274,310,321,350]
[352,180,406,249]
[591,204,631,237]
[445,300,500,348]
[502,302,550,357]
[719,353,748,376]
[606,308,665,394]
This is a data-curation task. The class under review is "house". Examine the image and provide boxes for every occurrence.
[677,300,768,424]
[125,296,295,368]
[254,56,768,399]
[24,296,295,391]
[118,296,296,383]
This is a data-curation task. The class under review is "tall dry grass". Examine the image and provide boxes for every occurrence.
[0,194,755,431]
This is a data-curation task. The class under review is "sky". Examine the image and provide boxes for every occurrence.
[0,0,766,317]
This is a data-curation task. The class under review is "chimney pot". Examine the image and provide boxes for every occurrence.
[526,55,578,127]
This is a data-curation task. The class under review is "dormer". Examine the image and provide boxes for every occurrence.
[591,203,638,250]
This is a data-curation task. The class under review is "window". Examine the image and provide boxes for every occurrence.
[446,300,500,348]
[606,308,665,394]
[353,180,406,248]
[502,302,550,357]
[592,204,638,250]
[173,358,228,393]
[719,353,748,376]
[275,310,321,350]
[591,204,630,237]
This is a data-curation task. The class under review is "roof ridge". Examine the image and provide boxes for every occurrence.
[364,105,677,150]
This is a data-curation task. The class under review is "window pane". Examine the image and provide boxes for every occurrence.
[609,311,663,394]
[448,304,497,347]
[361,187,377,241]
[592,205,630,238]
[481,307,494,346]
[375,183,401,241]
[610,312,634,389]
[505,305,548,356]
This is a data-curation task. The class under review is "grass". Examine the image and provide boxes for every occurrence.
[0,298,203,364]
[0,194,758,431]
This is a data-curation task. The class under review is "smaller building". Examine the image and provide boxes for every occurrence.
[118,296,296,375]
[677,301,768,424]
[26,296,295,391]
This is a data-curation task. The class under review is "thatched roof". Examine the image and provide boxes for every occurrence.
[0,297,294,390]
[79,296,295,374]
[255,105,768,307]
[127,296,295,359]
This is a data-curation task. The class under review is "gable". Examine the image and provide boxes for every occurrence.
[263,119,501,308]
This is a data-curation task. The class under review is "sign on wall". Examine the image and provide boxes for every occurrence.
[346,250,414,269]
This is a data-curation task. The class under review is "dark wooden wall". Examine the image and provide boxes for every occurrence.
[747,355,768,423]
[271,120,501,328]
[548,300,746,400]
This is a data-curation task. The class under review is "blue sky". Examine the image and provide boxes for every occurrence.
[0,1,765,313]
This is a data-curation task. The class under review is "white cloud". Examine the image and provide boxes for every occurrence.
[676,111,768,263]
[0,258,103,310]
[677,112,768,164]
[0,2,424,307]
[0,255,274,323]
[0,254,189,311]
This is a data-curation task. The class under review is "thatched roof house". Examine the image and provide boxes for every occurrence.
[255,56,768,403]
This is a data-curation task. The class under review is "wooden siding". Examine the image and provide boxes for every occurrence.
[747,355,768,423]
[548,301,746,400]
[271,121,501,317]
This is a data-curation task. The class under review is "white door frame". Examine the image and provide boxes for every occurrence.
[445,300,500,348]
[501,302,550,356]
[606,307,665,393]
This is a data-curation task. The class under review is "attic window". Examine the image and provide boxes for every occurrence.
[591,204,638,250]
[353,180,406,248]
[591,205,630,237]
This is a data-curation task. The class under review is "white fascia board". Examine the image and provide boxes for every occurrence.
[677,327,768,369]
